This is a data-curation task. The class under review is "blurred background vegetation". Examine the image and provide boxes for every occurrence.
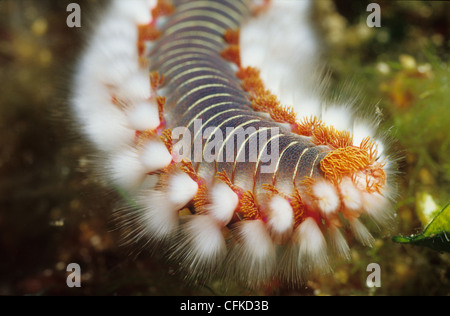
[0,0,448,295]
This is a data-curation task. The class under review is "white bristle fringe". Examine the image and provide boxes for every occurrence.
[339,177,363,211]
[321,104,354,132]
[91,37,139,65]
[167,172,199,207]
[375,138,386,159]
[83,11,141,88]
[95,17,138,45]
[353,119,377,146]
[240,0,324,118]
[278,218,330,284]
[225,220,276,287]
[171,215,226,279]
[136,172,198,241]
[139,139,172,173]
[116,70,152,103]
[296,218,330,275]
[312,180,340,216]
[277,243,302,284]
[72,70,135,152]
[361,191,395,228]
[140,190,179,241]
[71,0,148,153]
[110,0,155,24]
[328,226,351,261]
[109,147,148,191]
[349,218,375,247]
[206,181,239,225]
[94,57,140,88]
[127,100,161,131]
[265,195,294,243]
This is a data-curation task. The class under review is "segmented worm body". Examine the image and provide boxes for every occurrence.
[72,0,397,286]
[154,1,328,200]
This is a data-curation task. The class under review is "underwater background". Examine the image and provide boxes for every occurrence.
[0,0,448,295]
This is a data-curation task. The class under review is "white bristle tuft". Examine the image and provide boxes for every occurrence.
[292,94,323,119]
[328,226,351,261]
[91,51,139,87]
[90,39,138,67]
[353,120,376,147]
[375,138,386,159]
[73,96,135,152]
[111,0,154,24]
[141,190,179,240]
[139,171,199,241]
[171,215,226,277]
[339,177,362,211]
[116,71,152,102]
[109,148,148,191]
[127,101,160,131]
[140,140,172,173]
[349,218,375,247]
[240,0,323,118]
[322,104,354,131]
[296,218,330,274]
[206,181,239,224]
[95,18,138,44]
[361,191,394,228]
[277,243,301,284]
[225,220,276,286]
[167,172,198,207]
[266,195,294,242]
[312,180,340,216]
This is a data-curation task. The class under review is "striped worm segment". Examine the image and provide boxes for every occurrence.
[72,0,397,286]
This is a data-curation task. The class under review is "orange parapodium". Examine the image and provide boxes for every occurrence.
[216,170,241,194]
[223,29,240,45]
[239,191,261,221]
[135,129,172,160]
[151,0,175,20]
[236,66,299,127]
[236,66,264,95]
[299,176,316,199]
[352,161,387,194]
[150,71,165,91]
[249,0,272,15]
[137,0,174,55]
[193,182,209,213]
[221,45,242,67]
[294,116,324,136]
[269,104,297,126]
[252,94,278,112]
[136,129,157,147]
[160,128,173,153]
[312,125,353,149]
[178,160,198,182]
[291,189,306,228]
[221,29,242,66]
[360,136,378,163]
[261,183,281,196]
[138,23,162,42]
[137,24,161,55]
[156,96,166,122]
[321,147,372,182]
